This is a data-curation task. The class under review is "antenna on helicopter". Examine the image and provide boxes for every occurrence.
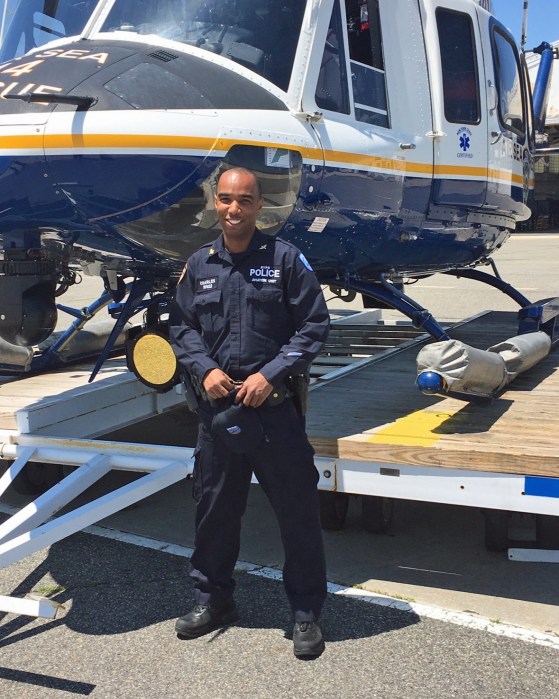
[521,0,529,52]
[0,0,9,45]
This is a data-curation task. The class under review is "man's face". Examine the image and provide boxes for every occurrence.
[214,170,263,248]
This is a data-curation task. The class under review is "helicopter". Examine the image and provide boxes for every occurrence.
[0,0,557,390]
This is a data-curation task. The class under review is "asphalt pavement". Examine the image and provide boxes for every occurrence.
[1,233,559,698]
[1,518,559,699]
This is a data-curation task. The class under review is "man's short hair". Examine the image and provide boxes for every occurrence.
[216,167,262,198]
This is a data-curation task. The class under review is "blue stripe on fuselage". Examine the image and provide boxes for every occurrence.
[0,152,519,274]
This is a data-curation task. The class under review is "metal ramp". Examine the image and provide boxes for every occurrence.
[311,311,434,381]
[0,434,193,618]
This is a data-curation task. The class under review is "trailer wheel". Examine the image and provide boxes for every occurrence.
[11,462,64,496]
[361,496,394,534]
[319,492,349,531]
[483,509,509,552]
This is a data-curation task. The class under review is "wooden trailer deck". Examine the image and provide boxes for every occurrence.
[306,311,559,479]
[0,310,557,480]
[0,357,184,438]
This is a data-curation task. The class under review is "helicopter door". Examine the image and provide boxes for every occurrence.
[476,11,533,219]
[425,2,488,208]
[302,0,434,228]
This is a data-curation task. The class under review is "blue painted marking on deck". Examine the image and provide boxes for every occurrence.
[524,476,559,499]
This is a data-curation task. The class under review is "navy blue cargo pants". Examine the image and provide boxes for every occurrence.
[189,397,327,622]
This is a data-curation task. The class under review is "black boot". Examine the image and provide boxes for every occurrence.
[175,600,239,639]
[292,621,325,658]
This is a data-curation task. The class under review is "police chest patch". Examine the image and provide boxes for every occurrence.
[197,277,218,292]
[249,266,282,285]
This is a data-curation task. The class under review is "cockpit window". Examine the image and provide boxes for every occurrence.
[0,0,98,62]
[315,0,350,114]
[100,0,307,92]
[315,1,388,125]
[492,27,526,139]
[345,0,389,127]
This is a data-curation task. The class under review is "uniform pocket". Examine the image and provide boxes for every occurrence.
[193,289,222,335]
[246,287,284,331]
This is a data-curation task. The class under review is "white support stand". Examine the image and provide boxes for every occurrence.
[0,435,193,617]
[0,454,113,543]
[0,594,61,619]
[0,461,187,569]
[0,447,37,498]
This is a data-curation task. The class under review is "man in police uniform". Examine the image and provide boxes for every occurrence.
[169,167,330,658]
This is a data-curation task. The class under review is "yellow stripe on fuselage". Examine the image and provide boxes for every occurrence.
[322,147,433,175]
[46,133,219,150]
[0,132,524,184]
[0,134,43,149]
[434,163,488,178]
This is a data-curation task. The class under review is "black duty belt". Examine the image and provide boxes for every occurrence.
[204,380,293,408]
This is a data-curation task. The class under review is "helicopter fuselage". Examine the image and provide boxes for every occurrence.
[0,0,538,347]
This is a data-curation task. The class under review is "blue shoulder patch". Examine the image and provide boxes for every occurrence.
[298,253,313,271]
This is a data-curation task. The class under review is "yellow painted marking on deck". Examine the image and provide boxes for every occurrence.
[367,408,461,447]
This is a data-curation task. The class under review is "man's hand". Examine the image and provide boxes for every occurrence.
[235,372,273,408]
[202,368,235,400]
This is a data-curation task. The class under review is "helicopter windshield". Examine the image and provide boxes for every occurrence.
[100,0,307,92]
[0,0,99,62]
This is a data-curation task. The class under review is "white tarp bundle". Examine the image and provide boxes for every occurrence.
[46,319,133,363]
[0,320,133,372]
[416,331,551,395]
[0,337,33,371]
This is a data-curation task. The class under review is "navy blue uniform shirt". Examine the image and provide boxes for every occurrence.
[169,230,330,387]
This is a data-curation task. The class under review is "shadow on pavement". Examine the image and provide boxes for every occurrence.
[0,528,419,648]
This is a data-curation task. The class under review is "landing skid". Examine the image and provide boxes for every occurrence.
[331,263,558,344]
[442,262,532,308]
[444,264,559,343]
[2,262,556,389]
[326,275,450,341]
[330,267,559,404]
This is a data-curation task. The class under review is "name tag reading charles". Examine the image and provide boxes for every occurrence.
[198,277,218,291]
[250,266,282,284]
